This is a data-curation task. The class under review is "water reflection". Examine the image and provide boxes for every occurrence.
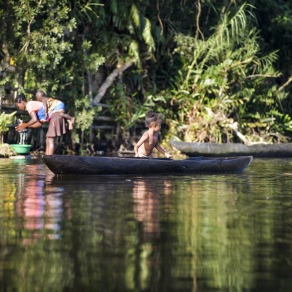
[134,180,164,242]
[14,164,64,243]
[1,158,292,291]
[131,179,173,290]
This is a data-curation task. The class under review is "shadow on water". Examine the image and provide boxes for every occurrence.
[0,158,292,291]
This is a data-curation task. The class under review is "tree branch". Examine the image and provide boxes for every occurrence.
[279,76,292,91]
[92,59,135,106]
[229,122,250,145]
[195,0,204,41]
[157,0,164,34]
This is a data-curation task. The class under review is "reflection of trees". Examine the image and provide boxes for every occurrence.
[167,167,292,291]
[0,161,70,291]
[1,159,292,291]
[166,176,256,291]
[42,177,174,291]
[0,174,17,241]
[129,179,172,290]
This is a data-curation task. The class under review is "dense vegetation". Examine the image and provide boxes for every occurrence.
[1,0,292,152]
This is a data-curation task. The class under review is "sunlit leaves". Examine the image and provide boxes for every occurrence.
[166,3,287,143]
[82,41,105,72]
[75,95,102,132]
[142,18,155,52]
[130,4,140,28]
[0,112,17,134]
[12,0,76,70]
[128,40,140,65]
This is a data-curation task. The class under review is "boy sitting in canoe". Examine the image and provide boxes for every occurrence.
[35,90,75,130]
[134,110,172,159]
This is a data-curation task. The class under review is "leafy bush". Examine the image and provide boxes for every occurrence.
[0,112,16,144]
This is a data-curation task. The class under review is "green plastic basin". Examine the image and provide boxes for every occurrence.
[9,144,32,155]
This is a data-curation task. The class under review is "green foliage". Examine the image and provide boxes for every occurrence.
[75,95,102,133]
[1,0,292,149]
[159,3,288,143]
[13,0,75,70]
[107,83,137,129]
[0,112,16,144]
[0,112,16,134]
[82,40,106,67]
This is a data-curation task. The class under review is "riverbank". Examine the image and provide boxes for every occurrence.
[0,144,16,157]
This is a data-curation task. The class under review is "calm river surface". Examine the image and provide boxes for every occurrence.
[0,157,292,291]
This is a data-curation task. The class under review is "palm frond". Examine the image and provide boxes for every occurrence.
[129,40,140,65]
[142,18,155,52]
[130,4,140,28]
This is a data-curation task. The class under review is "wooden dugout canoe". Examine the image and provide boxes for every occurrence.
[43,155,253,175]
[171,141,292,158]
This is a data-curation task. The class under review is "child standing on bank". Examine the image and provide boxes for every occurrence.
[35,90,75,130]
[134,110,173,159]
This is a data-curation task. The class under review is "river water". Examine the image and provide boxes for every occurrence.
[0,157,292,291]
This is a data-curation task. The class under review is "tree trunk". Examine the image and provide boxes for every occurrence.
[92,59,135,106]
[1,0,13,73]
